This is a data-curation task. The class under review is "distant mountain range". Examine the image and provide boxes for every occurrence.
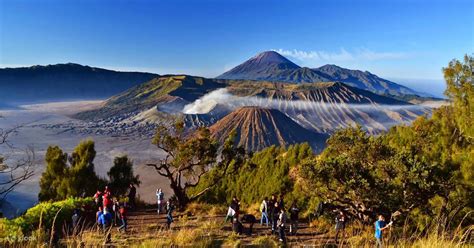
[0,63,157,103]
[75,74,429,150]
[217,51,421,97]
[0,53,437,151]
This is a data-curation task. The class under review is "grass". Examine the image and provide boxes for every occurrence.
[1,204,472,247]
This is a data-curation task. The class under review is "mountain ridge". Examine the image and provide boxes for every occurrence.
[0,63,158,103]
[217,51,422,97]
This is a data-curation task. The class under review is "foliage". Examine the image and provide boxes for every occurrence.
[443,54,474,141]
[297,54,474,228]
[193,143,314,209]
[0,197,93,241]
[107,155,141,196]
[147,122,245,209]
[38,140,104,201]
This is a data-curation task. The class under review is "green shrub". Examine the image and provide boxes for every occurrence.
[0,197,93,242]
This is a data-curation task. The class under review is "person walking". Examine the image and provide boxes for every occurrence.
[260,197,269,226]
[128,184,137,210]
[165,200,175,229]
[117,205,128,232]
[277,207,287,243]
[375,215,392,248]
[335,211,346,243]
[289,202,300,235]
[156,188,164,214]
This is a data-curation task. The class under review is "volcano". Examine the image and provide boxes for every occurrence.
[209,106,328,152]
[217,51,421,96]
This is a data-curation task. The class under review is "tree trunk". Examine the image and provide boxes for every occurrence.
[169,182,190,211]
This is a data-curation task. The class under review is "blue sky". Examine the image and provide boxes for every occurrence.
[1,0,473,96]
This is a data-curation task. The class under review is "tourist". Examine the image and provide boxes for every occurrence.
[103,193,112,212]
[268,194,276,226]
[118,205,128,232]
[94,190,103,207]
[165,200,175,229]
[271,202,280,234]
[225,197,239,223]
[335,211,346,243]
[260,197,269,226]
[104,185,111,197]
[96,207,103,229]
[289,202,300,235]
[375,215,392,248]
[156,188,164,214]
[71,209,80,234]
[277,207,287,243]
[128,184,137,210]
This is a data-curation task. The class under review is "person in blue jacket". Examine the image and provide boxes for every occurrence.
[374,215,392,247]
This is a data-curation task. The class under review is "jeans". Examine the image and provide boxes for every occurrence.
[260,212,269,226]
[166,214,173,228]
[118,218,127,231]
[279,226,286,242]
[157,201,162,214]
[376,238,384,248]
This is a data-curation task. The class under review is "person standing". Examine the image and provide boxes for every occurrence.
[71,209,80,234]
[268,195,276,227]
[260,197,269,226]
[375,215,392,248]
[128,184,137,210]
[278,194,285,210]
[289,202,300,235]
[93,190,103,208]
[271,202,280,234]
[226,197,239,223]
[96,207,103,230]
[165,200,175,229]
[277,207,287,243]
[156,188,164,214]
[117,205,128,232]
[103,193,112,212]
[104,186,111,197]
[335,211,346,243]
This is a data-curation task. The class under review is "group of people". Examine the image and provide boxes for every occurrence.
[156,188,175,229]
[225,194,299,243]
[92,184,135,233]
[258,195,300,243]
[85,185,392,246]
[227,194,393,247]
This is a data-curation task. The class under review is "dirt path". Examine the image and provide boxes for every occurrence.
[73,208,344,247]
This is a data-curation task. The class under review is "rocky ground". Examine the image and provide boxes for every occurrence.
[30,112,158,138]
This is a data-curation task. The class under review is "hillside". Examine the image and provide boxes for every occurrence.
[0,63,157,103]
[75,75,226,120]
[217,51,421,96]
[209,106,327,151]
[69,73,433,153]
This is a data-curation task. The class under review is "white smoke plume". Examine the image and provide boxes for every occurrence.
[182,88,430,114]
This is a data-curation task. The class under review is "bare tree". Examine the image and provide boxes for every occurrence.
[0,118,35,201]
